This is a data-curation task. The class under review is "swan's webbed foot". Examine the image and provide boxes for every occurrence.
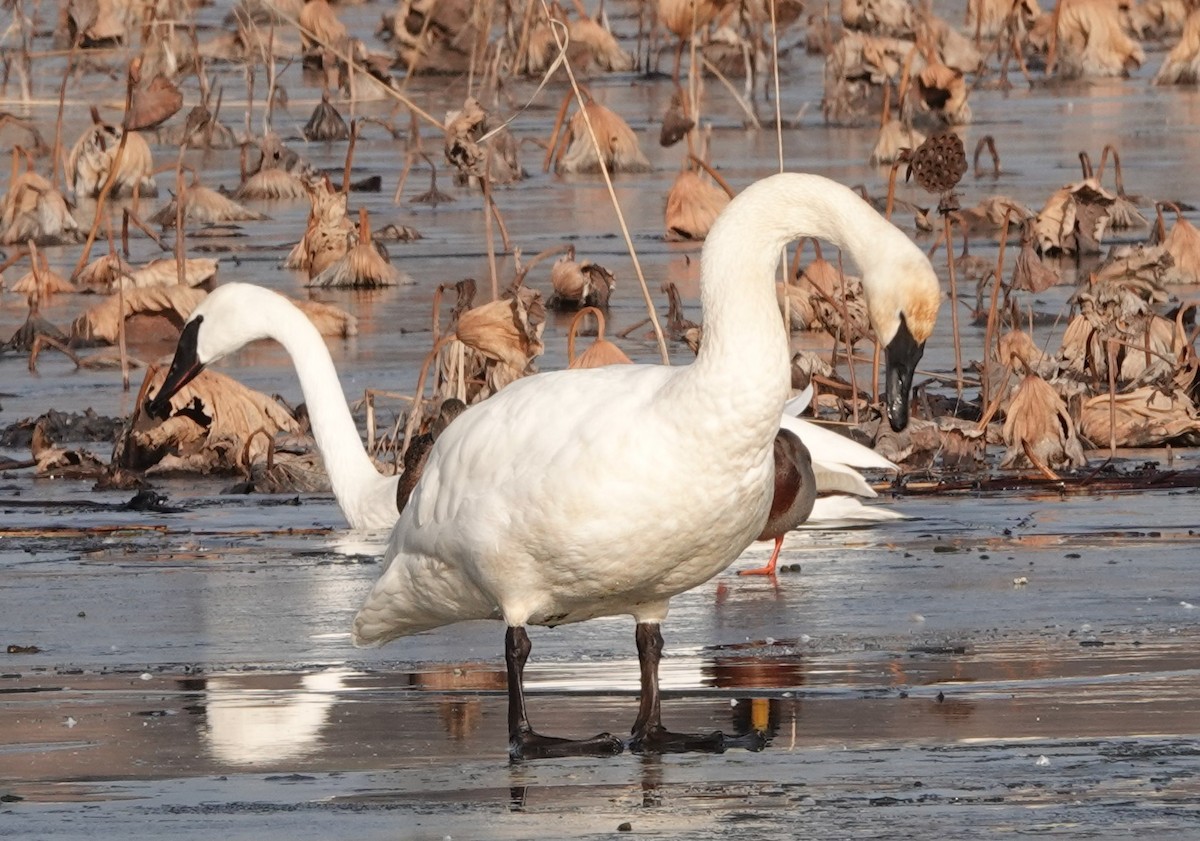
[628,725,767,754]
[738,563,779,577]
[628,622,770,754]
[505,625,623,761]
[509,727,624,761]
[629,724,725,754]
[722,729,769,752]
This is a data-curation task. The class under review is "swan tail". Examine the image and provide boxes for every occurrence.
[783,385,815,417]
[351,605,441,648]
[351,550,497,647]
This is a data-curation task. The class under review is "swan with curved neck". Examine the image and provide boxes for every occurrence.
[147,173,940,759]
[146,285,399,530]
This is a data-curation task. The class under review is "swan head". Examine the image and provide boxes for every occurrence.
[145,283,280,418]
[867,253,941,432]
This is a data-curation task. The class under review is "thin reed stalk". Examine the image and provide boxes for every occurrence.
[541,9,669,364]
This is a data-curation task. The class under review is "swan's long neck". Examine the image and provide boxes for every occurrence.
[266,299,397,528]
[688,173,915,434]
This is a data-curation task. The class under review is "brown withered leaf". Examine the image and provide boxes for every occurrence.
[999,330,1059,379]
[1094,243,1173,286]
[444,97,524,186]
[556,102,650,174]
[1,171,83,245]
[440,286,547,402]
[308,208,409,288]
[870,120,925,166]
[1058,276,1178,386]
[1011,220,1062,292]
[915,63,971,125]
[67,116,157,198]
[75,253,131,292]
[285,176,355,274]
[126,75,183,132]
[303,94,349,142]
[660,91,694,147]
[657,0,720,38]
[565,16,633,72]
[548,248,615,310]
[293,298,358,338]
[798,249,871,342]
[1153,8,1200,84]
[454,287,545,370]
[776,280,818,331]
[150,183,267,227]
[1079,383,1200,447]
[237,134,311,200]
[665,169,730,241]
[70,286,207,346]
[1158,207,1200,283]
[1039,0,1145,79]
[298,0,348,54]
[11,255,75,298]
[1034,180,1114,255]
[118,367,301,474]
[1001,373,1088,472]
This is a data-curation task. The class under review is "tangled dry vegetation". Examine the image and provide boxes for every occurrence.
[3,0,1200,499]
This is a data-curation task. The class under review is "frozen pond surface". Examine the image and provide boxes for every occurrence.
[3,489,1199,838]
[3,0,1200,836]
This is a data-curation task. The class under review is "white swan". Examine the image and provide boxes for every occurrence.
[146,173,940,758]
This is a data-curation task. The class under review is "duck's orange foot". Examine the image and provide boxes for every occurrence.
[738,564,778,577]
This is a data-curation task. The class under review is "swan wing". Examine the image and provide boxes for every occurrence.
[779,413,897,471]
[812,461,879,498]
[804,494,909,528]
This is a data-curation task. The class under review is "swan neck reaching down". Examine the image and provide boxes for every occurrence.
[265,298,396,527]
[698,174,939,432]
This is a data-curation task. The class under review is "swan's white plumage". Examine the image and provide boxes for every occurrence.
[352,173,940,647]
[806,495,908,527]
[180,283,399,530]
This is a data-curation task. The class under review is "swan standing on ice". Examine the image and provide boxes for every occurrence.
[147,173,940,759]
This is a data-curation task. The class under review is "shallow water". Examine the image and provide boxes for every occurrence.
[3,0,1200,837]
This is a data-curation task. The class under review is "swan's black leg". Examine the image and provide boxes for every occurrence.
[628,622,766,754]
[506,625,623,761]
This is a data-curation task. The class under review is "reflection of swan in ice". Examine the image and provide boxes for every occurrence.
[202,670,356,765]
